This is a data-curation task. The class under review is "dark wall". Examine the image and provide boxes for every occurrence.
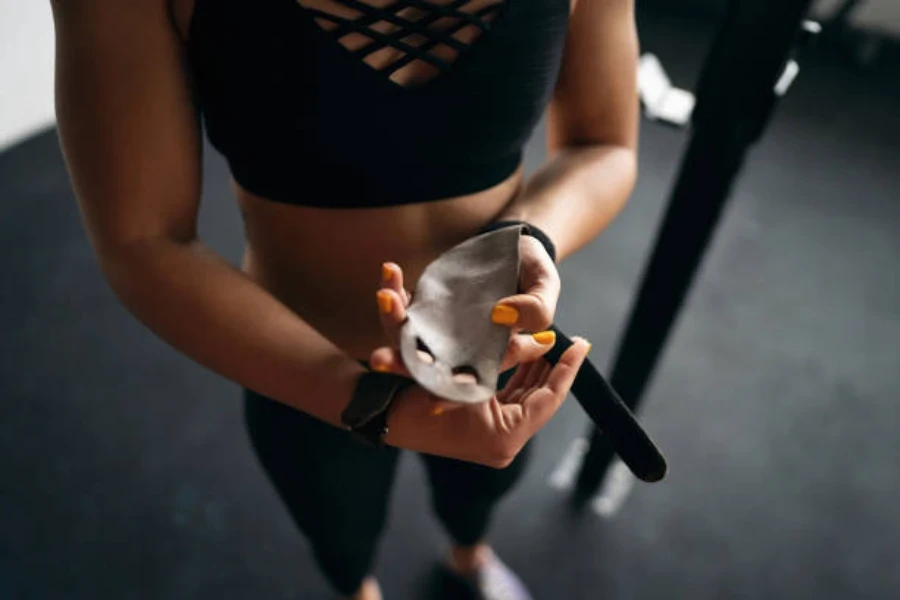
[638,0,729,19]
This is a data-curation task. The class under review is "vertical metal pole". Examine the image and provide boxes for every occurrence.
[575,0,816,498]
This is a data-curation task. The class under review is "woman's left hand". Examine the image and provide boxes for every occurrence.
[488,234,561,369]
[375,233,561,375]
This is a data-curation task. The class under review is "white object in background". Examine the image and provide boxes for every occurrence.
[774,59,801,97]
[0,1,56,152]
[547,437,636,518]
[547,437,589,490]
[591,458,635,518]
[637,53,696,127]
[813,0,900,38]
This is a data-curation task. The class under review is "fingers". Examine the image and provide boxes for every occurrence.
[376,288,408,346]
[499,330,556,371]
[381,262,411,307]
[523,359,553,391]
[498,383,528,406]
[495,363,530,402]
[377,263,407,342]
[491,235,561,332]
[491,291,556,333]
[522,337,591,425]
[377,262,413,347]
[542,337,591,397]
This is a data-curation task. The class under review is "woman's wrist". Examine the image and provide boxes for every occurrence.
[383,383,435,451]
[309,356,370,428]
[477,219,557,263]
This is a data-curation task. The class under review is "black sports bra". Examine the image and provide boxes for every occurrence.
[186,0,570,208]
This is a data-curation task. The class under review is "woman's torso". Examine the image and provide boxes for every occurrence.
[174,0,569,358]
[237,175,522,359]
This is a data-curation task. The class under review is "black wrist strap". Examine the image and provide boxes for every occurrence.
[477,220,557,263]
[342,371,412,447]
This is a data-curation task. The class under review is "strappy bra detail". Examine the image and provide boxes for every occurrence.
[305,0,506,82]
[186,0,570,208]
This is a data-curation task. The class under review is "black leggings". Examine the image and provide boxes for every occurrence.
[244,388,530,596]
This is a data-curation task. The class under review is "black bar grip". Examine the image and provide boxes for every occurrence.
[545,326,667,483]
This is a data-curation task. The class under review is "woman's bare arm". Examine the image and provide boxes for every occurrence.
[498,0,640,260]
[51,0,363,425]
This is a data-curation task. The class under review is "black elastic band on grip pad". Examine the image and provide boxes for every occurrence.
[477,220,557,263]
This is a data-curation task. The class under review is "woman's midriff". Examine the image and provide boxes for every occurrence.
[236,166,524,360]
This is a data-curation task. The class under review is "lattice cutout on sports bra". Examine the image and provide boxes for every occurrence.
[298,0,507,87]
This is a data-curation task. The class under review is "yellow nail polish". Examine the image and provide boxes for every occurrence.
[585,340,593,354]
[532,330,556,345]
[373,363,391,373]
[377,290,392,314]
[382,263,392,282]
[491,305,518,326]
[432,406,444,416]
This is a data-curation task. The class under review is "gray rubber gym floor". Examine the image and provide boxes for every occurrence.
[2,9,899,600]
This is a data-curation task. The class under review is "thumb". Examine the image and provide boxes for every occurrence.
[522,337,590,426]
[499,330,557,371]
[491,292,554,333]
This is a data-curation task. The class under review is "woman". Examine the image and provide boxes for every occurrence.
[51,0,638,598]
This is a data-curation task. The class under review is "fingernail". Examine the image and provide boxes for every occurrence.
[373,363,391,373]
[432,406,444,416]
[451,372,478,385]
[381,263,392,282]
[491,305,518,326]
[584,339,592,354]
[532,330,556,345]
[376,290,392,314]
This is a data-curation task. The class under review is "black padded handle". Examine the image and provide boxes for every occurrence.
[544,326,667,483]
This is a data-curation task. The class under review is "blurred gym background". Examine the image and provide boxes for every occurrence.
[2,1,898,598]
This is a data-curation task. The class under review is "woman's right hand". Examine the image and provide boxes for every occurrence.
[382,339,591,468]
[371,261,591,468]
